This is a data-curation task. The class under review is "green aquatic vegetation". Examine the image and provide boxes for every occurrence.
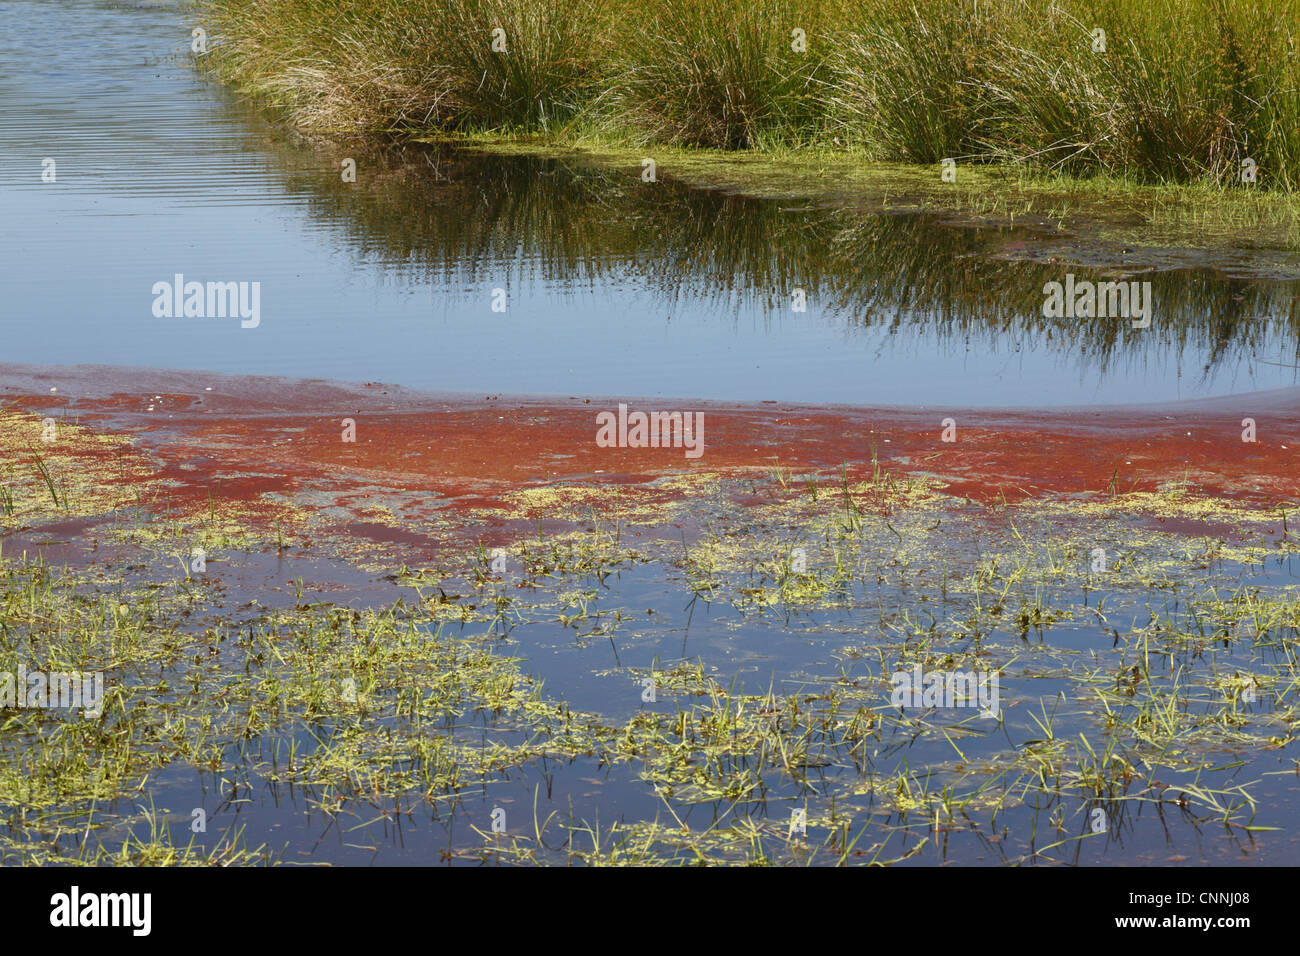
[4,407,1300,864]
[0,410,147,529]
[3,527,1296,865]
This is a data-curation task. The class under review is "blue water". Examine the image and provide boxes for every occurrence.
[3,0,1300,407]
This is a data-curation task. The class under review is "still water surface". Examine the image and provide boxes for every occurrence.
[3,0,1300,406]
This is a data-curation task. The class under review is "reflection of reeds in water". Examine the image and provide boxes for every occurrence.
[277,139,1300,383]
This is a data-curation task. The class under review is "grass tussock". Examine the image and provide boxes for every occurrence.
[196,0,1300,187]
[197,0,608,132]
[601,0,839,149]
[830,0,1300,187]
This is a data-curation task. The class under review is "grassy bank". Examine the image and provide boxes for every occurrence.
[194,0,1300,189]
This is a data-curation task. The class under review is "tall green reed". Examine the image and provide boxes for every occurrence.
[197,0,1300,187]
